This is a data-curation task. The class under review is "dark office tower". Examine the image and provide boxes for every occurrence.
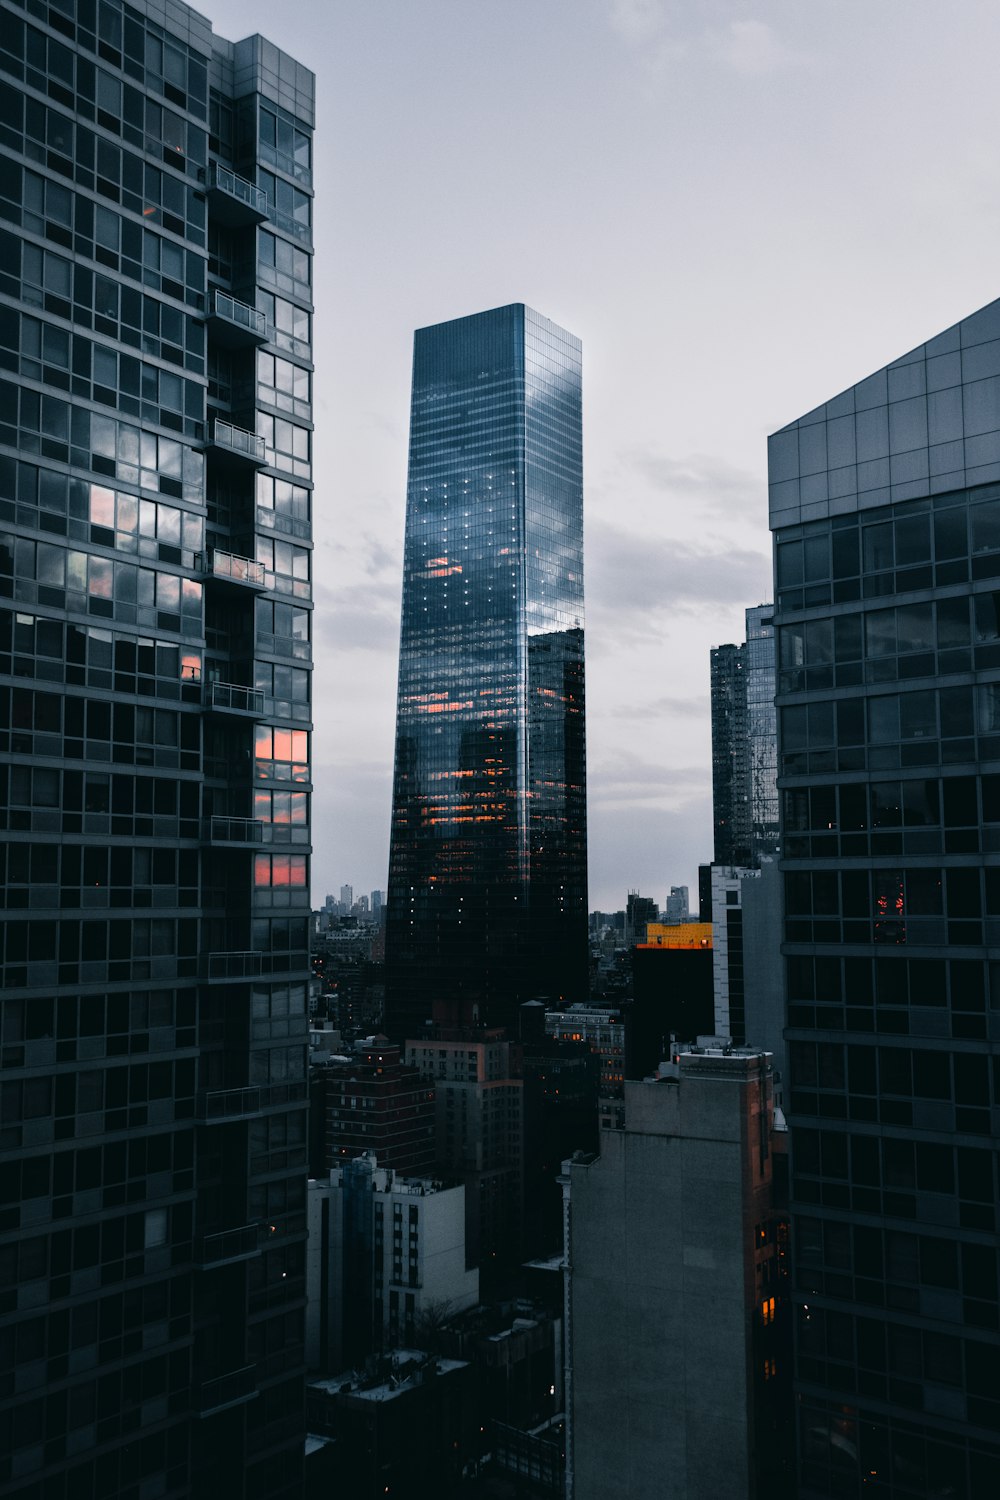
[0,5,313,1498]
[711,639,749,864]
[711,605,778,869]
[386,305,587,1037]
[771,299,1000,1499]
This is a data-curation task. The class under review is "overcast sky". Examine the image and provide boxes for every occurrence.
[207,0,1000,912]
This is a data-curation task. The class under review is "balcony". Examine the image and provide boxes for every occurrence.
[203,816,264,846]
[207,288,267,349]
[203,950,263,984]
[204,418,266,467]
[204,680,265,717]
[199,548,269,593]
[202,162,268,227]
[198,1080,308,1121]
[195,1365,259,1418]
[199,1086,264,1122]
[196,1224,262,1268]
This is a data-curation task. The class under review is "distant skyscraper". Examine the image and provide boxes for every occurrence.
[711,640,748,864]
[744,604,779,856]
[385,305,588,1037]
[625,889,657,946]
[340,883,353,910]
[0,4,314,1497]
[664,884,689,921]
[710,606,778,867]
[772,298,1000,1498]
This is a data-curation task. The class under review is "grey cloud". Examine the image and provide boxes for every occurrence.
[609,3,810,80]
[589,749,710,807]
[594,692,710,722]
[608,0,670,44]
[614,446,764,515]
[587,519,770,614]
[707,20,813,76]
[314,577,401,653]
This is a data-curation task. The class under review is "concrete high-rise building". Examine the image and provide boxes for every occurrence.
[711,859,785,1093]
[664,883,689,922]
[339,883,353,911]
[306,1156,478,1373]
[0,5,314,1496]
[567,1047,790,1500]
[711,606,778,868]
[406,1028,524,1278]
[385,304,587,1038]
[771,297,1000,1498]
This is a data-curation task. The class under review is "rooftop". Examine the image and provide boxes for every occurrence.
[308,1351,468,1403]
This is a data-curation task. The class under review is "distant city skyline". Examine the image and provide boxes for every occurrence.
[202,0,1000,909]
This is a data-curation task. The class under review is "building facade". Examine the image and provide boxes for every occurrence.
[711,605,778,869]
[306,1157,479,1374]
[711,859,786,1093]
[711,639,749,865]
[311,1038,437,1178]
[771,298,1000,1498]
[0,3,313,1496]
[664,883,690,922]
[385,303,588,1037]
[543,1003,625,1097]
[567,1048,790,1500]
[406,1028,524,1278]
[627,923,715,1076]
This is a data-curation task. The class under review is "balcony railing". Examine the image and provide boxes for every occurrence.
[207,289,267,348]
[202,162,268,226]
[198,1080,308,1121]
[200,1086,263,1121]
[196,1224,262,1268]
[203,951,263,983]
[199,548,269,590]
[204,681,265,717]
[203,816,264,845]
[195,1365,259,1418]
[204,418,266,466]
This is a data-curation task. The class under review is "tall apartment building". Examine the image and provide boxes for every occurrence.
[385,304,588,1038]
[771,298,1000,1498]
[0,4,314,1497]
[711,605,778,868]
[567,1047,790,1500]
[711,639,748,864]
[310,1038,436,1178]
[406,1028,524,1277]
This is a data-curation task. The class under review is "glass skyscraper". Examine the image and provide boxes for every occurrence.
[386,304,587,1039]
[772,298,1000,1498]
[710,603,778,868]
[0,3,313,1496]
